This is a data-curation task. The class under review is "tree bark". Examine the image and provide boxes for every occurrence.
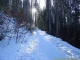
[46,0,51,34]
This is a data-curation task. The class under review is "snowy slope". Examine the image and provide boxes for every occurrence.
[0,13,80,60]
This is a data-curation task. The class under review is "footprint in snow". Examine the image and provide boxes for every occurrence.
[38,31,46,35]
[17,54,35,60]
[57,43,75,58]
[66,49,74,57]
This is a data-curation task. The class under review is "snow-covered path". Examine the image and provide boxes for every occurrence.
[0,13,80,60]
[0,29,80,60]
[36,31,68,60]
[31,30,80,60]
[17,29,80,60]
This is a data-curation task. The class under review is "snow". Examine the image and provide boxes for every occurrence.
[0,13,80,60]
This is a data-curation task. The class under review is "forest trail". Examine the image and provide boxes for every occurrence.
[17,30,80,60]
[0,12,80,60]
[35,30,79,59]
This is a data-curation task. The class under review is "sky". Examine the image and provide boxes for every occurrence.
[39,0,46,9]
[21,0,46,9]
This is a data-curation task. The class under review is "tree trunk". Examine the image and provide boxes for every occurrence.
[55,0,59,37]
[46,0,51,34]
[23,0,32,28]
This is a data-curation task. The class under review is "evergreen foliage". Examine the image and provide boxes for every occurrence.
[0,0,80,48]
[37,0,80,48]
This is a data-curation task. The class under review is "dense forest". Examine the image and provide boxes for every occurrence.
[0,0,80,49]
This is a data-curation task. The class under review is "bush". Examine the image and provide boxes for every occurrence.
[0,12,5,41]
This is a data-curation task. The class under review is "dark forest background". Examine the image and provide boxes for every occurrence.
[0,0,80,49]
